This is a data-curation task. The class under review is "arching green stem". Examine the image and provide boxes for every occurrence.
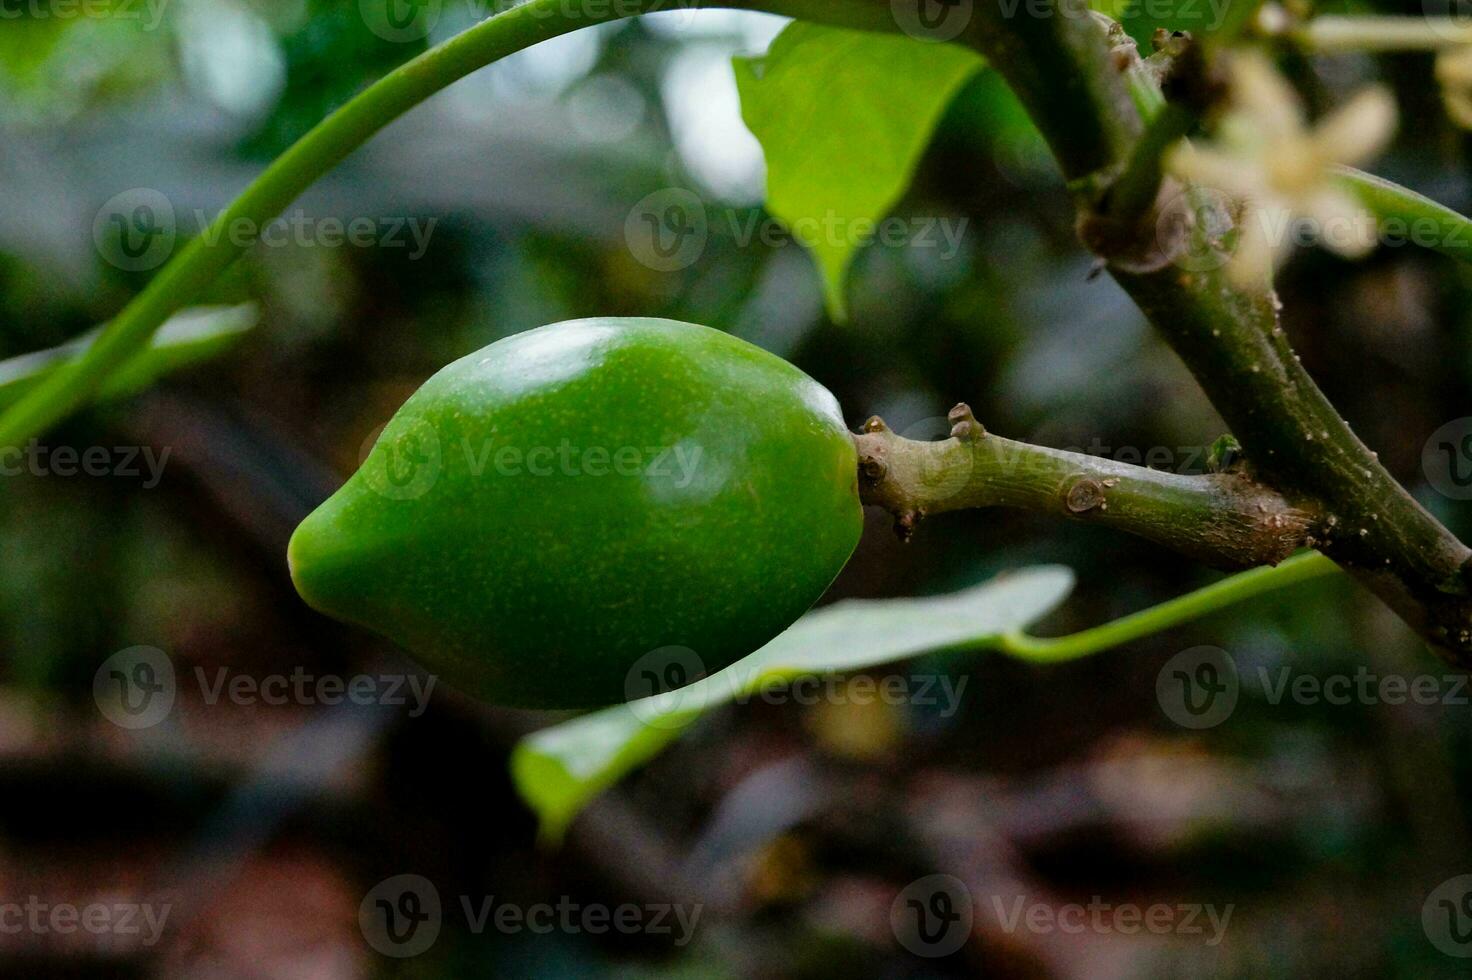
[0,0,1139,447]
[0,0,901,449]
[999,551,1339,662]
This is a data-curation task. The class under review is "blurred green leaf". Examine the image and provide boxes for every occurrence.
[511,566,1074,842]
[733,23,984,321]
[0,304,257,411]
[1335,166,1472,266]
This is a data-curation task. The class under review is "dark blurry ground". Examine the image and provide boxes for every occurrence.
[3,3,1472,977]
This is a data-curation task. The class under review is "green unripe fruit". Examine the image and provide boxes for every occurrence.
[288,317,862,708]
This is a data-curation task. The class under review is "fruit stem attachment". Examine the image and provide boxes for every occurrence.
[854,404,1319,570]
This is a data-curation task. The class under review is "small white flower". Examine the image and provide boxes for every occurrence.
[1167,51,1397,287]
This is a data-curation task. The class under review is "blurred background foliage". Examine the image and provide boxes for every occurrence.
[2,0,1472,976]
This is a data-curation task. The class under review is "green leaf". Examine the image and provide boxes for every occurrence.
[733,23,985,321]
[0,304,257,412]
[511,566,1074,842]
[1334,166,1472,267]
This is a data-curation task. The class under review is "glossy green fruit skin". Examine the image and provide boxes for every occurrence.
[288,317,862,708]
